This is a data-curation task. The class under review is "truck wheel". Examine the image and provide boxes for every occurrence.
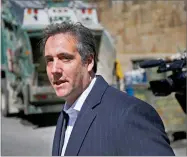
[1,86,9,117]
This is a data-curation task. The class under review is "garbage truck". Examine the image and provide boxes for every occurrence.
[1,0,117,116]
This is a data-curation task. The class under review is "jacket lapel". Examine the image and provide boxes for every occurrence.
[65,75,109,156]
[59,112,69,155]
[52,111,66,156]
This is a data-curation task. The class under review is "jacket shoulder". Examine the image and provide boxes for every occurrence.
[102,86,149,110]
[100,87,174,155]
[101,86,165,127]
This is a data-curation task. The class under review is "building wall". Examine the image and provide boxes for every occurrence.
[95,0,186,72]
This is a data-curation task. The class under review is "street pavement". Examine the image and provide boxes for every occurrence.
[1,113,57,156]
[1,113,186,156]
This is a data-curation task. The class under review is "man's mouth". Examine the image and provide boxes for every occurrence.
[53,80,67,86]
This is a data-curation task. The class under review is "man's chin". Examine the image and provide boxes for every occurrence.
[55,91,69,98]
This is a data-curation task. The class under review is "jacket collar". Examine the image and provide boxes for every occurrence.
[64,75,109,156]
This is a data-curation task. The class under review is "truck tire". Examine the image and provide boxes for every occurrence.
[1,81,9,117]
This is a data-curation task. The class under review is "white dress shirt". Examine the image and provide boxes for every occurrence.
[61,77,97,156]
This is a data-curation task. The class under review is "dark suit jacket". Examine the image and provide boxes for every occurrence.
[52,75,175,156]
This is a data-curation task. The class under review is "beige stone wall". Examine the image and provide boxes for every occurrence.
[95,0,186,72]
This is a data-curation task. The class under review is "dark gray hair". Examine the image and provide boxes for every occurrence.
[41,22,98,73]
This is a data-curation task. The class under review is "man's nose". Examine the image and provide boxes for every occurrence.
[51,59,61,74]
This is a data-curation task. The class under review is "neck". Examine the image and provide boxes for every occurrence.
[66,72,95,105]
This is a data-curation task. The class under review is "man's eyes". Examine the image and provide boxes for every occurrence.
[62,58,71,62]
[45,57,72,63]
[46,58,53,63]
[58,55,73,62]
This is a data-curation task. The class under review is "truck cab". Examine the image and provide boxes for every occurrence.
[1,0,116,116]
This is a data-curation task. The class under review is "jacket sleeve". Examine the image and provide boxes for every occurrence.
[117,101,175,156]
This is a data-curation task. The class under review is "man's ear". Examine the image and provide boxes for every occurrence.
[86,54,94,72]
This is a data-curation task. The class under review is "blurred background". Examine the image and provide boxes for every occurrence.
[1,0,186,156]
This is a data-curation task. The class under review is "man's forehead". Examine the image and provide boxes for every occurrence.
[55,47,61,52]
[45,34,78,56]
[45,34,77,48]
[47,33,77,43]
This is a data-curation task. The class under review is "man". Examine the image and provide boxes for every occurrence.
[42,22,175,156]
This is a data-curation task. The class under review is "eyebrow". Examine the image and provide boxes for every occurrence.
[57,52,74,59]
[44,55,52,59]
[44,55,52,60]
[44,52,75,59]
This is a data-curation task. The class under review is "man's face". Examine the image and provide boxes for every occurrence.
[44,33,93,104]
